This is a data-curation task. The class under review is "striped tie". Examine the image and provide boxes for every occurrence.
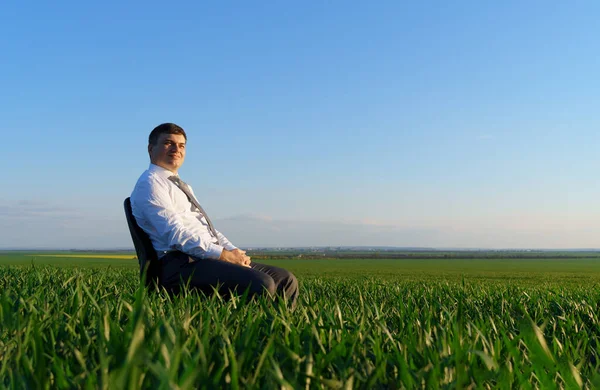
[168,176,219,243]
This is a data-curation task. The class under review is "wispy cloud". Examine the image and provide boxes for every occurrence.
[2,200,599,249]
[0,202,84,219]
[0,199,130,249]
[214,215,441,248]
[214,214,600,249]
[476,134,494,140]
[220,213,273,222]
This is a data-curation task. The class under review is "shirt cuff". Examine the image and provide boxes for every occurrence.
[205,243,224,260]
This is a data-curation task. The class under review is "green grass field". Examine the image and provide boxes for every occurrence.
[2,252,600,388]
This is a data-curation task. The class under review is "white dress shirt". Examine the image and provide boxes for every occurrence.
[130,164,237,260]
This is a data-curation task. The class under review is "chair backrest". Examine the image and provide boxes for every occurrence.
[123,197,159,286]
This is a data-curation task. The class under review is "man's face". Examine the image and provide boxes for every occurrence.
[148,133,186,173]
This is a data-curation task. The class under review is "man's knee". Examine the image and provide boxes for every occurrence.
[249,274,276,296]
[284,271,298,292]
[284,272,299,303]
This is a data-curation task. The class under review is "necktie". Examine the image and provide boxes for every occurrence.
[168,176,219,244]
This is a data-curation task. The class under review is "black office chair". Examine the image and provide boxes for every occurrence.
[124,197,160,287]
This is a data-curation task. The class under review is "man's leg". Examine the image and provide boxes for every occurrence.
[250,262,299,308]
[159,252,276,298]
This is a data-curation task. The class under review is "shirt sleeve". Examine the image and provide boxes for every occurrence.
[134,176,224,260]
[215,229,237,251]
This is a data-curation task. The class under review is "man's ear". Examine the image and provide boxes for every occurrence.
[148,144,153,159]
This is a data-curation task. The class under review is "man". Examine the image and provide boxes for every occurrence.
[130,123,298,307]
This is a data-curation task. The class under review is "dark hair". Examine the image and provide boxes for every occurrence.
[148,123,187,145]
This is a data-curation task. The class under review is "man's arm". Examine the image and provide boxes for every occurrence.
[132,177,224,260]
[215,230,237,251]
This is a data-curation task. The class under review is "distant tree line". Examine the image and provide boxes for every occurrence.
[246,251,600,260]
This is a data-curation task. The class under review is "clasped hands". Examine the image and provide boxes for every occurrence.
[219,248,252,268]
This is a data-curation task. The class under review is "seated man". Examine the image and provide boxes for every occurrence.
[130,123,299,307]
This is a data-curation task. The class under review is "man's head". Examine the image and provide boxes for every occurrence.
[148,123,187,173]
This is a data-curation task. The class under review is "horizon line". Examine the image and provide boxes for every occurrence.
[2,247,600,252]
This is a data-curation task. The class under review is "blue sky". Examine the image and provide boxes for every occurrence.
[1,1,598,249]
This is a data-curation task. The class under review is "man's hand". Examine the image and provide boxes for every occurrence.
[220,249,251,267]
[233,248,252,267]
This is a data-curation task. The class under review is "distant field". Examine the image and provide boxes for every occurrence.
[2,252,600,388]
[3,252,600,283]
[0,252,138,267]
[36,254,137,259]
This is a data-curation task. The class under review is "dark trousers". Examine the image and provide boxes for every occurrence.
[158,251,299,308]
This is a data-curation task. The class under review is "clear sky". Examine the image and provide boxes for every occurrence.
[1,1,598,249]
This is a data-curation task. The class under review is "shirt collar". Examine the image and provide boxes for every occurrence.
[149,163,178,179]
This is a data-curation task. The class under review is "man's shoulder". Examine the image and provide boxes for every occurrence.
[131,169,170,199]
[134,168,169,186]
[134,168,152,184]
[132,169,150,191]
